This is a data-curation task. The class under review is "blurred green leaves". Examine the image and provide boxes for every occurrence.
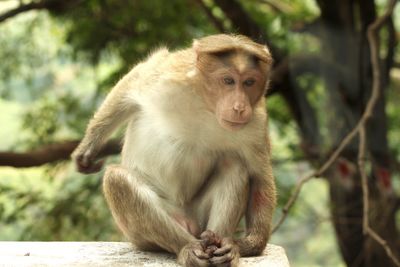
[0,166,119,241]
[54,0,215,86]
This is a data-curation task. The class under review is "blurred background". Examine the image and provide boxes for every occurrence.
[0,0,399,266]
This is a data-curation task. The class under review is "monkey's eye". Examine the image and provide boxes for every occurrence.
[223,77,235,85]
[243,79,255,87]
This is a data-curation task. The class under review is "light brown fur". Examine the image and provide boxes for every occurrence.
[72,34,276,267]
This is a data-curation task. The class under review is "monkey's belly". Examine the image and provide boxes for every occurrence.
[122,125,216,206]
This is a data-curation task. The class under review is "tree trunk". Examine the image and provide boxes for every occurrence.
[315,0,400,266]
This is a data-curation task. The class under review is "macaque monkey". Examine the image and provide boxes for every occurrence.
[72,34,276,267]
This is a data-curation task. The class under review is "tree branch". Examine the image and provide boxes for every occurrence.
[0,0,82,24]
[0,1,48,23]
[0,140,121,168]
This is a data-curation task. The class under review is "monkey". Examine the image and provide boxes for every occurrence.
[72,34,276,267]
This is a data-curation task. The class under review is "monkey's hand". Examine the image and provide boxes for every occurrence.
[200,231,240,267]
[177,241,211,267]
[72,145,104,174]
[210,237,240,267]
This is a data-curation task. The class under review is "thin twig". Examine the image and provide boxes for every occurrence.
[272,0,399,234]
[358,127,368,234]
[358,127,400,267]
[356,0,400,266]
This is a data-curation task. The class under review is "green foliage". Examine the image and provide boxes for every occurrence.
[241,0,319,52]
[21,92,96,147]
[0,10,122,148]
[0,166,119,241]
[271,179,345,267]
[0,12,59,100]
[268,94,303,159]
[0,8,121,242]
[22,97,59,145]
[52,0,216,89]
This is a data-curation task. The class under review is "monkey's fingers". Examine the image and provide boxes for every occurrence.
[77,159,104,174]
[190,257,210,267]
[213,237,235,256]
[185,254,209,267]
[193,248,211,260]
[186,248,210,267]
[91,159,104,172]
[205,245,218,256]
[79,154,90,168]
[209,252,234,265]
[211,238,240,266]
[179,241,212,267]
[213,244,232,256]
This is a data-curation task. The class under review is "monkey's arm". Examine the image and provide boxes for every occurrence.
[72,73,138,173]
[237,155,276,256]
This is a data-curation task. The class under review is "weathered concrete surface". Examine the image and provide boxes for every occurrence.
[0,242,290,266]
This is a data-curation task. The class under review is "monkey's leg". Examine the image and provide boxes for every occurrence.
[103,165,210,266]
[194,158,249,266]
[205,158,249,236]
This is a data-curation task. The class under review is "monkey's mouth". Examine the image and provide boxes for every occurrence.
[221,119,248,130]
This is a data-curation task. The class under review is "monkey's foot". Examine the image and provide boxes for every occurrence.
[178,241,211,267]
[200,230,221,251]
[200,231,239,267]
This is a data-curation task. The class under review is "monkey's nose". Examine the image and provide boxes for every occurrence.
[233,102,246,114]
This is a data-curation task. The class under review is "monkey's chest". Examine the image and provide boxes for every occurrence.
[123,122,217,205]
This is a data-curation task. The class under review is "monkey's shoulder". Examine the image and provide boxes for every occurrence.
[128,48,194,88]
[132,47,170,74]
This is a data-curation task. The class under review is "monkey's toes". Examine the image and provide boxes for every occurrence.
[178,241,210,267]
[204,244,218,257]
[200,230,222,248]
[210,238,239,267]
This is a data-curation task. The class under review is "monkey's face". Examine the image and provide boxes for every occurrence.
[197,51,268,131]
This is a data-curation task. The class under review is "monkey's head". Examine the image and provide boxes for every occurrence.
[193,34,273,131]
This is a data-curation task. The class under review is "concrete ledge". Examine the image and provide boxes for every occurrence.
[0,242,290,266]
